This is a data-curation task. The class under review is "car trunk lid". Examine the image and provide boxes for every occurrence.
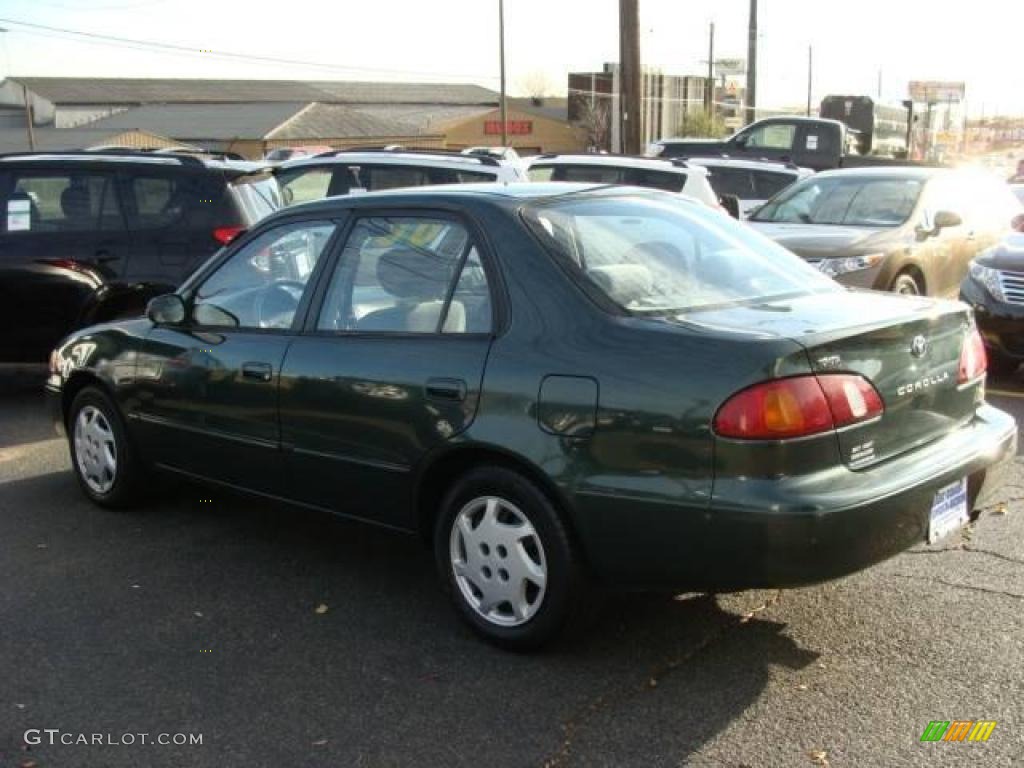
[677,291,980,468]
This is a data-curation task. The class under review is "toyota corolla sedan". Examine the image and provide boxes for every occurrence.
[46,183,1017,649]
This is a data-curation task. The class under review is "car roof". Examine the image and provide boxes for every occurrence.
[276,181,687,217]
[0,150,266,175]
[685,157,812,175]
[279,150,509,172]
[811,166,951,180]
[525,154,707,175]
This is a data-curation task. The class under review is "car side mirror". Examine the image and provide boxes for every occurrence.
[146,294,186,325]
[734,134,748,148]
[933,210,962,230]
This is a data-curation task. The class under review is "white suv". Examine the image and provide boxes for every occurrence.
[524,154,721,209]
[275,148,526,206]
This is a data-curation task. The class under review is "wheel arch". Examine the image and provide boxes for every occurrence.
[412,443,587,562]
[61,370,115,431]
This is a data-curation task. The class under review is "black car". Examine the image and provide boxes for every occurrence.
[0,150,280,363]
[47,183,1016,649]
[960,233,1024,374]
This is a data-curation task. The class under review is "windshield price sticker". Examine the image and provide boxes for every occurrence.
[7,199,30,231]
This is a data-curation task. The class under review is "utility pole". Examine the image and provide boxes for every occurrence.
[619,0,642,154]
[877,69,882,100]
[745,0,758,125]
[706,22,715,119]
[498,0,507,147]
[22,84,36,151]
[806,45,813,117]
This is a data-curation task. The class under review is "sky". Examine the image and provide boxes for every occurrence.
[0,0,1021,116]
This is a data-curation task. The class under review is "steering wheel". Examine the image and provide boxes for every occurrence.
[255,280,306,329]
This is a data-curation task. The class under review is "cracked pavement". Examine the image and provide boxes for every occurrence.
[1,367,1022,768]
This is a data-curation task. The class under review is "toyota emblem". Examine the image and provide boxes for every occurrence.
[910,335,929,358]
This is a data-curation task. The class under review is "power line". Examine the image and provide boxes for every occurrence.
[0,17,501,82]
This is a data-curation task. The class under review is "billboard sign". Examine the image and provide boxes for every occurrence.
[909,80,965,103]
[714,58,746,76]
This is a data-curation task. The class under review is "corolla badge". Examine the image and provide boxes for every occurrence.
[896,370,950,397]
[910,335,929,358]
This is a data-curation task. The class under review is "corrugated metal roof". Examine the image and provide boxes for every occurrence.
[71,102,308,140]
[12,78,500,106]
[268,104,493,140]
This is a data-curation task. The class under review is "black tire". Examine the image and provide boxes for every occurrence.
[434,466,588,650]
[67,386,145,509]
[890,271,923,296]
[986,350,1020,378]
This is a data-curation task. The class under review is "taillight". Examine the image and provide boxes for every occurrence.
[958,328,987,383]
[714,374,884,440]
[212,226,245,245]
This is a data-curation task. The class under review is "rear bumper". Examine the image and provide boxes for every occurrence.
[577,403,1017,590]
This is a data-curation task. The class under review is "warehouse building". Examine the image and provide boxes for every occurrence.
[0,77,583,156]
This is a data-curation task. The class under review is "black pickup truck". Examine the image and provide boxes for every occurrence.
[651,116,915,172]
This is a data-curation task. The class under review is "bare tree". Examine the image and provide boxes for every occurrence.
[519,70,556,100]
[573,96,611,152]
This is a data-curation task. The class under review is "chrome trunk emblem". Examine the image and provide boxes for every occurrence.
[910,335,929,358]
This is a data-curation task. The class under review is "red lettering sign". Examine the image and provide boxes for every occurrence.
[484,120,533,135]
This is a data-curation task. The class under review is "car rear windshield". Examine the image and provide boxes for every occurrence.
[230,173,282,224]
[751,175,923,227]
[523,194,839,314]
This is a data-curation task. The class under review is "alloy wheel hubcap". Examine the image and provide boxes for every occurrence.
[74,405,117,494]
[449,496,548,627]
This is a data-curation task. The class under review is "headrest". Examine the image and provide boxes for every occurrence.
[60,184,92,220]
[586,264,653,305]
[376,249,454,301]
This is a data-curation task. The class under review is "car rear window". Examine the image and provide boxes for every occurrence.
[524,194,838,314]
[230,174,281,224]
[704,167,754,198]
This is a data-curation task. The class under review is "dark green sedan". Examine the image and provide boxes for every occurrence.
[46,183,1017,649]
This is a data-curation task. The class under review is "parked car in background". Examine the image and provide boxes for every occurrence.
[275,148,526,206]
[748,167,1021,296]
[684,157,813,218]
[47,183,1015,649]
[0,150,280,362]
[263,146,333,164]
[525,154,721,210]
[960,233,1024,374]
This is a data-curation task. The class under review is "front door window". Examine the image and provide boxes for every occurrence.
[192,220,336,329]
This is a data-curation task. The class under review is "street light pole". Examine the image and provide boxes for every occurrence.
[498,0,507,147]
[806,45,813,117]
[706,22,715,119]
[745,0,758,125]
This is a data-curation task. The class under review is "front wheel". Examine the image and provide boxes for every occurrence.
[68,386,145,508]
[890,272,923,296]
[434,466,587,650]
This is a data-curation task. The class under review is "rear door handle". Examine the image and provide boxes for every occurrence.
[426,377,467,402]
[241,361,274,382]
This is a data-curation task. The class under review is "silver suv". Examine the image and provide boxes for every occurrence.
[275,148,526,206]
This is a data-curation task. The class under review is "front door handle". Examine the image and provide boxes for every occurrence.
[426,377,467,402]
[241,361,274,382]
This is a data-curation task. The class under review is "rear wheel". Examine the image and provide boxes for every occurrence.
[68,386,145,508]
[890,271,923,296]
[434,466,586,650]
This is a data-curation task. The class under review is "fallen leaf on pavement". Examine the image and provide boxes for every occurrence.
[796,684,809,691]
[312,738,328,746]
[992,502,1008,515]
[315,603,328,615]
[808,750,829,767]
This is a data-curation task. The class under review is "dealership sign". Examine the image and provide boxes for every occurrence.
[909,80,966,103]
[485,120,533,135]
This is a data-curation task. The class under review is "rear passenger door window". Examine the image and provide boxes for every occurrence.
[317,216,490,334]
[704,167,754,198]
[627,169,686,192]
[5,172,124,233]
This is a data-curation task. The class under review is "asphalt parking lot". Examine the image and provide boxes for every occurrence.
[1,367,1022,768]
